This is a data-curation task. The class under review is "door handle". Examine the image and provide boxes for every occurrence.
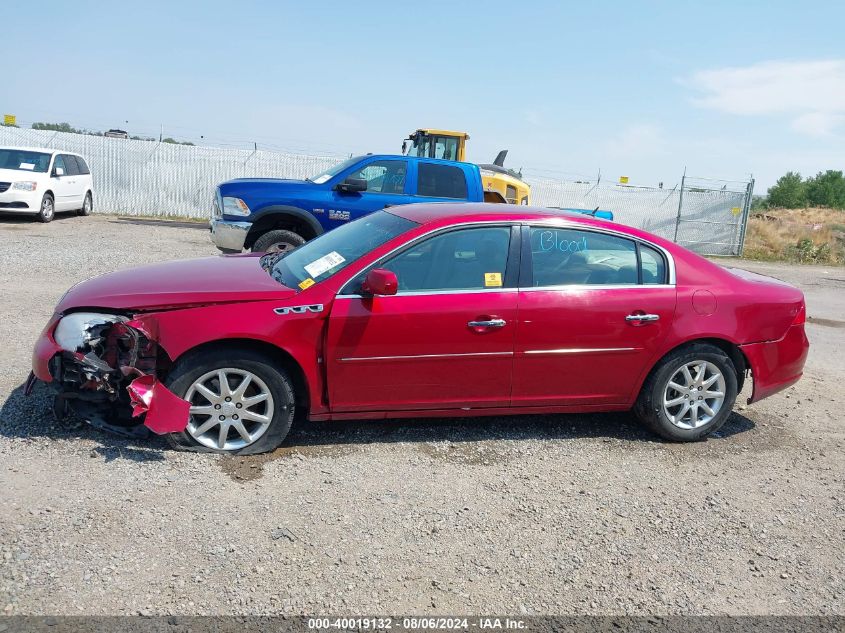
[468,318,507,328]
[626,313,660,323]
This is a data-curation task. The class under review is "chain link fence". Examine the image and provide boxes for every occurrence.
[0,127,753,255]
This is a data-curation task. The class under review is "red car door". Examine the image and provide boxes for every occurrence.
[512,225,677,406]
[326,225,520,412]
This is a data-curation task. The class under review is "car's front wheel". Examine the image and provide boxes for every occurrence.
[37,193,54,223]
[634,343,738,441]
[165,348,295,454]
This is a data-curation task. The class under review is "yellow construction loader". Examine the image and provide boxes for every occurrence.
[402,128,530,204]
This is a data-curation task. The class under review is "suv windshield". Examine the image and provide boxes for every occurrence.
[308,156,364,184]
[271,211,418,289]
[0,149,51,173]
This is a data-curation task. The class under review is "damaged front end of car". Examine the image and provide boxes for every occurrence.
[31,312,190,438]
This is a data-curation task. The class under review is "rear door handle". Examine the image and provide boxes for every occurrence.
[468,318,507,328]
[626,313,660,323]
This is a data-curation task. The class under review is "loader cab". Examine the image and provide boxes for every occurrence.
[403,129,469,162]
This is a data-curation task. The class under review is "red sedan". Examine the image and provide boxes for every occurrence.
[30,204,809,454]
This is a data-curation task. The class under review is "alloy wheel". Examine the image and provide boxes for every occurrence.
[184,368,275,450]
[41,197,54,220]
[662,360,726,430]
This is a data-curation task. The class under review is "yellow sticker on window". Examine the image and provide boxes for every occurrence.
[484,272,503,287]
[298,278,316,290]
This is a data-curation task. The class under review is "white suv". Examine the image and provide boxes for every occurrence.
[0,147,94,222]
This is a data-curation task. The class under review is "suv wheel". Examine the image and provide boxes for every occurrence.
[37,193,55,223]
[252,229,305,254]
[634,343,738,441]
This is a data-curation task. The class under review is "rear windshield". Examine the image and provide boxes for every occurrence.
[271,211,418,289]
[0,149,51,173]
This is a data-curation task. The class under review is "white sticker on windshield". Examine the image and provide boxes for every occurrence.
[19,163,35,170]
[311,175,331,184]
[304,251,345,278]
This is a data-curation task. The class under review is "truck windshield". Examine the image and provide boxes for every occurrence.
[271,211,418,289]
[308,156,364,184]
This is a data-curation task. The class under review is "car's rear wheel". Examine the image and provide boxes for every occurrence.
[37,193,54,223]
[634,343,738,441]
[78,192,92,216]
[252,229,305,254]
[165,348,295,454]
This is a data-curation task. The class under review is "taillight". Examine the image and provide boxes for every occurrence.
[792,303,806,326]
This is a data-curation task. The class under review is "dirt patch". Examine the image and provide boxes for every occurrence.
[219,443,360,481]
[417,440,516,466]
[808,316,845,329]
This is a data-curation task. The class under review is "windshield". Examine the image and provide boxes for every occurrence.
[308,156,363,184]
[271,211,418,289]
[0,149,51,173]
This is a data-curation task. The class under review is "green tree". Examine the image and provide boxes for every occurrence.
[767,171,807,208]
[805,170,845,209]
[31,122,84,133]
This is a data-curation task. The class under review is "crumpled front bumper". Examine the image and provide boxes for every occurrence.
[30,313,190,435]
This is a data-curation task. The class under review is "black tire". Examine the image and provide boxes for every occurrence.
[78,192,92,216]
[37,193,55,223]
[633,343,738,441]
[251,229,305,254]
[165,348,295,454]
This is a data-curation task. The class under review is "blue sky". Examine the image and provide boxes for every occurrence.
[3,0,844,190]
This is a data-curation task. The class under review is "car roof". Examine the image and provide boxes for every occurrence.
[0,146,83,157]
[386,202,678,250]
[388,202,603,226]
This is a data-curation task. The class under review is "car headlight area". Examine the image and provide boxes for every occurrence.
[53,312,127,353]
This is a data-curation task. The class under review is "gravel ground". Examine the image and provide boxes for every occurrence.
[0,213,843,616]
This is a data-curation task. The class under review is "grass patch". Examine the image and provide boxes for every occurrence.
[743,207,845,265]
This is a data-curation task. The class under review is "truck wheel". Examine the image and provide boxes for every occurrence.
[252,229,305,254]
[165,348,295,455]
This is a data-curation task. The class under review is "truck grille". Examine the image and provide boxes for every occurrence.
[0,182,10,193]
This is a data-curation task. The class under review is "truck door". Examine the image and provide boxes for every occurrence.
[328,158,410,229]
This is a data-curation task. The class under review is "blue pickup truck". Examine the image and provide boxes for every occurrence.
[210,154,488,253]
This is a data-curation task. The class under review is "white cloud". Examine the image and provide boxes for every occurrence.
[685,59,845,137]
[603,124,669,158]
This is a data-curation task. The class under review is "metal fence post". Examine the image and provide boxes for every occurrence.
[673,168,686,243]
[737,177,755,256]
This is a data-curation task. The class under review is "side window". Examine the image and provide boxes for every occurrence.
[52,155,66,175]
[505,185,517,204]
[75,157,91,175]
[417,163,468,199]
[640,244,667,284]
[62,155,80,176]
[380,227,511,292]
[529,227,638,286]
[347,160,406,194]
[433,136,459,161]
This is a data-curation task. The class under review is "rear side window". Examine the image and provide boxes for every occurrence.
[417,163,468,199]
[62,155,80,176]
[75,156,90,174]
[529,227,638,286]
[640,243,667,284]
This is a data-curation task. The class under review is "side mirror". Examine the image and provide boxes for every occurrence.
[361,268,398,296]
[335,177,367,193]
[53,167,64,177]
